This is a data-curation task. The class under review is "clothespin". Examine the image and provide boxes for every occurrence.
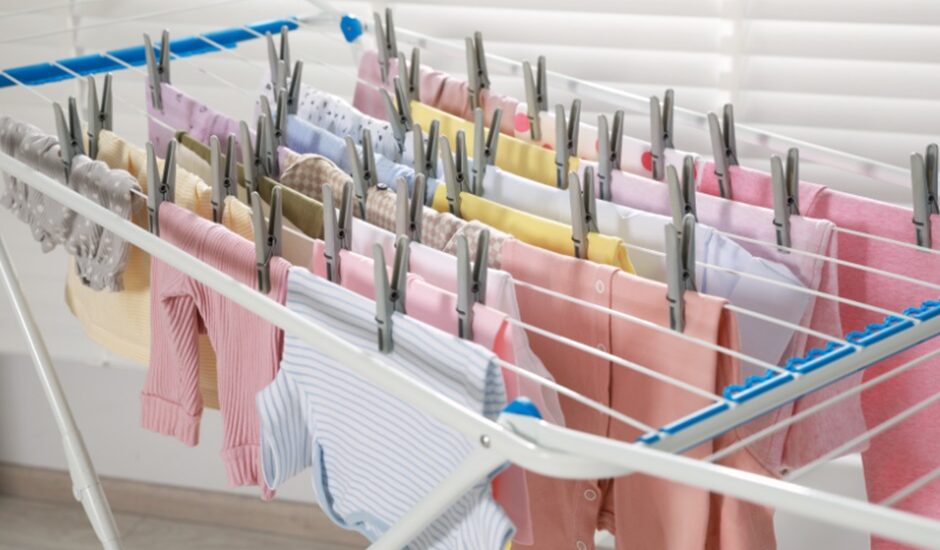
[397,48,421,103]
[381,77,412,160]
[440,133,470,216]
[144,30,171,110]
[456,230,489,340]
[85,74,112,160]
[345,131,378,218]
[554,100,581,189]
[281,60,303,116]
[649,89,675,181]
[251,187,282,294]
[258,94,284,176]
[146,140,177,236]
[53,98,84,181]
[472,107,501,195]
[597,110,624,201]
[522,56,547,141]
[373,8,398,83]
[323,181,354,283]
[465,32,490,111]
[373,236,409,353]
[707,104,739,199]
[396,174,426,243]
[210,134,237,223]
[266,26,290,87]
[665,213,697,332]
[771,148,801,249]
[240,119,264,203]
[911,144,939,248]
[667,156,697,230]
[411,121,440,181]
[568,169,598,259]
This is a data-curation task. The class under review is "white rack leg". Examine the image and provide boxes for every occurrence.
[0,233,122,550]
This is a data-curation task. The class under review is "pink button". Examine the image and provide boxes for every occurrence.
[514,112,531,133]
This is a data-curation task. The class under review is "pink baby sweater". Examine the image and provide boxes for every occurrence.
[142,202,290,499]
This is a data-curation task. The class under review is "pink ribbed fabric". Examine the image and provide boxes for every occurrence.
[352,49,522,135]
[699,163,940,550]
[143,202,290,499]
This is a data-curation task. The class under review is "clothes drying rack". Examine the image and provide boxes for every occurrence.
[1,2,939,549]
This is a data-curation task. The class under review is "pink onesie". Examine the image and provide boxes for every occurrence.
[143,202,290,499]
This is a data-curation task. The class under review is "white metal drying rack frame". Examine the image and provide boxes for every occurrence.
[1,6,939,550]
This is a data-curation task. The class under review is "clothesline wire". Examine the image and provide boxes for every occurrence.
[833,225,940,259]
[880,465,940,508]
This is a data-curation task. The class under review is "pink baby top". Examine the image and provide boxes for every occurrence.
[352,49,522,135]
[699,162,940,550]
[143,202,290,500]
[500,239,775,550]
[147,82,245,163]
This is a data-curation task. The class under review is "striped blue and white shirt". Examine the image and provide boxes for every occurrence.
[257,267,513,549]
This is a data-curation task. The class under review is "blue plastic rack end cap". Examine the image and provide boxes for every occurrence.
[340,14,363,43]
[502,397,542,419]
[660,402,730,435]
[723,372,794,403]
[637,432,661,445]
[785,342,855,375]
[845,315,914,347]
[904,299,940,322]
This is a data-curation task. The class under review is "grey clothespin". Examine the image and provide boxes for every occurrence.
[411,121,440,181]
[146,140,177,236]
[667,156,697,230]
[144,30,170,110]
[373,236,409,353]
[210,134,237,223]
[456,230,489,340]
[381,77,413,160]
[597,110,624,201]
[266,26,291,87]
[440,133,470,216]
[649,90,675,181]
[911,144,939,248]
[373,8,399,83]
[240,119,265,203]
[465,32,490,111]
[771,148,801,249]
[86,74,112,160]
[569,169,598,260]
[396,174,426,243]
[345,131,378,218]
[258,94,284,176]
[53,98,84,181]
[323,181,354,283]
[397,49,421,103]
[522,56,547,141]
[251,187,282,294]
[708,104,739,199]
[278,60,303,116]
[554,100,581,189]
[665,213,697,332]
[472,107,501,195]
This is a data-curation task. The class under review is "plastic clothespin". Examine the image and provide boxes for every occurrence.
[280,60,303,116]
[323,181,354,283]
[472,107,502,195]
[373,236,409,353]
[240,119,264,203]
[381,76,413,160]
[771,148,801,249]
[665,213,697,332]
[396,174,426,243]
[708,104,739,199]
[251,187,282,294]
[440,133,470,216]
[568,169,598,260]
[345,130,378,218]
[144,30,171,110]
[597,110,624,201]
[911,144,939,248]
[397,48,421,103]
[53,97,84,181]
[667,156,697,230]
[266,25,291,87]
[522,56,547,141]
[258,94,284,176]
[373,8,398,83]
[210,134,237,223]
[649,89,675,181]
[456,229,489,340]
[465,32,490,111]
[146,140,177,236]
[411,121,440,181]
[554,100,581,189]
[85,74,112,160]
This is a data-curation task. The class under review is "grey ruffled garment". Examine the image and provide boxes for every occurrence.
[0,116,142,291]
